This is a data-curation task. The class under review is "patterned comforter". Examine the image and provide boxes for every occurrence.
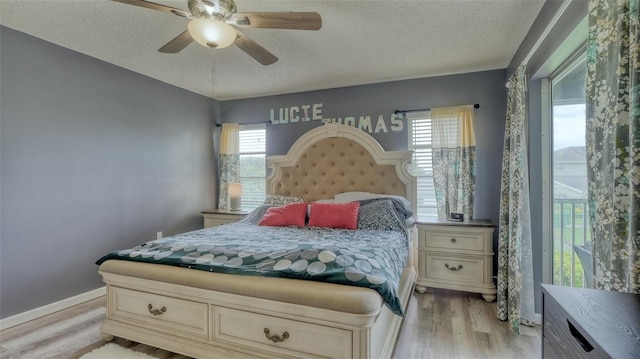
[97,200,410,316]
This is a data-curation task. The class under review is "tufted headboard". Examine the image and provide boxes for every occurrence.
[267,124,416,213]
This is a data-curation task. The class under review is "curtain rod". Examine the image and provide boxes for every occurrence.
[216,120,272,127]
[394,103,479,115]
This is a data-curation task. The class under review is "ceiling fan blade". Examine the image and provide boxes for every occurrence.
[158,30,194,53]
[234,31,278,65]
[231,12,322,30]
[111,0,190,18]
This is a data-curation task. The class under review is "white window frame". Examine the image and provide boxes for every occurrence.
[406,111,438,219]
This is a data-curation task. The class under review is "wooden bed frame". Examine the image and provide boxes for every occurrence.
[99,124,417,359]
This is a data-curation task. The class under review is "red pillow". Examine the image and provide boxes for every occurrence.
[259,202,307,227]
[308,202,360,230]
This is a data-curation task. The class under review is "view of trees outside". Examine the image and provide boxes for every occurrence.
[551,56,590,287]
[239,155,266,209]
[238,128,266,210]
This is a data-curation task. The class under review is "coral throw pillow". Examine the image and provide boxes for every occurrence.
[259,202,307,227]
[308,202,360,230]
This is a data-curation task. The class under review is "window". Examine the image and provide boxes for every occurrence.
[544,50,589,288]
[407,111,437,219]
[238,124,266,210]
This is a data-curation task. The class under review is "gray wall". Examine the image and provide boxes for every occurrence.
[0,26,218,319]
[222,71,506,158]
[221,70,508,267]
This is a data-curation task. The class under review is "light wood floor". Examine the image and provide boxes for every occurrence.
[0,289,540,359]
[393,289,540,358]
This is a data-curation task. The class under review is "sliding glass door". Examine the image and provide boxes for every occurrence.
[549,53,590,287]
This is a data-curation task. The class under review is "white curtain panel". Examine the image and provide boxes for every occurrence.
[431,105,477,219]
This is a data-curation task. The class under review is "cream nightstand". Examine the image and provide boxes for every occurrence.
[415,219,497,302]
[201,209,249,228]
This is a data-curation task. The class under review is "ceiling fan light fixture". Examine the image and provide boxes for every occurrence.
[188,18,236,49]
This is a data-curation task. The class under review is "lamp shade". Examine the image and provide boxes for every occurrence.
[228,182,243,198]
[228,182,243,211]
[187,18,237,49]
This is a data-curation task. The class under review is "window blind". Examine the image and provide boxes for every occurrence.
[407,112,438,218]
[239,126,266,210]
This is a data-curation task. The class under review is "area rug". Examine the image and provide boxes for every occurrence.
[79,343,158,359]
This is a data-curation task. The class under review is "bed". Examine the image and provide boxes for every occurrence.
[97,123,417,359]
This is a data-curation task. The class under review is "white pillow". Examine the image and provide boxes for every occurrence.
[314,198,336,203]
[334,191,382,203]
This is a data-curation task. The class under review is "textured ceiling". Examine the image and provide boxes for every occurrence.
[0,0,545,101]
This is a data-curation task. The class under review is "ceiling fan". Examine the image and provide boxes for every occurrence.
[112,0,322,65]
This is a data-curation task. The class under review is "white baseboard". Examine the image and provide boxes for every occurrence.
[0,286,105,331]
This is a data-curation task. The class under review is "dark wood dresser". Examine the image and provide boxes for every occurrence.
[541,284,640,358]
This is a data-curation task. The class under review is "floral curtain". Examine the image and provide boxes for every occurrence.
[431,105,477,219]
[586,0,640,293]
[497,65,535,334]
[218,123,240,210]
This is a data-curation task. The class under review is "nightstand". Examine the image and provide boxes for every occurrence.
[201,209,249,228]
[415,219,497,302]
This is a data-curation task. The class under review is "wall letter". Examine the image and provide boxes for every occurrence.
[358,116,373,133]
[312,103,323,121]
[290,106,300,122]
[301,105,311,121]
[390,113,403,131]
[270,109,280,125]
[279,108,289,124]
[374,115,388,133]
[344,116,356,127]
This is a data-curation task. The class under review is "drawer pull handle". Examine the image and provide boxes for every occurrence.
[445,263,463,271]
[451,238,457,243]
[567,320,594,352]
[147,304,166,316]
[264,328,289,343]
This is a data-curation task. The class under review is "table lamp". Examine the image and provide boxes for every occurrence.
[228,182,243,211]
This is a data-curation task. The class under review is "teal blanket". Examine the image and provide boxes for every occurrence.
[97,202,409,316]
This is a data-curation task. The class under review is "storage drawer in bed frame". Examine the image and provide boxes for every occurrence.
[100,262,416,359]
